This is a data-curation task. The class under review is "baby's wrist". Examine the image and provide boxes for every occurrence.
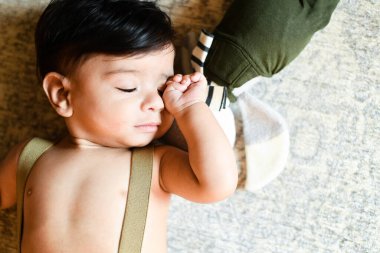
[170,101,207,119]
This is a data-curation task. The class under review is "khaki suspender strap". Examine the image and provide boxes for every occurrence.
[118,146,154,253]
[15,138,152,253]
[16,137,53,253]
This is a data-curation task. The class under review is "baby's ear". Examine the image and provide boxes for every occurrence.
[42,72,73,117]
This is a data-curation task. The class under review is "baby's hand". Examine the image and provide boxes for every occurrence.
[163,72,208,116]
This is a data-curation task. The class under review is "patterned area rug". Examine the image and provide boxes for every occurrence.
[0,0,379,252]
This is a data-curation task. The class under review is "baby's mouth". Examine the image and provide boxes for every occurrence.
[135,122,161,132]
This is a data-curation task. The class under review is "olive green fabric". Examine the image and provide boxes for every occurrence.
[204,0,340,100]
[16,138,53,253]
[118,146,153,253]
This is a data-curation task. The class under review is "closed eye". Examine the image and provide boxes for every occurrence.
[117,87,136,93]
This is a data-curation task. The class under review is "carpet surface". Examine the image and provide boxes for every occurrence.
[1,0,379,252]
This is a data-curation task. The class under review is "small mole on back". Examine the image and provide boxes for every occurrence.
[27,189,32,196]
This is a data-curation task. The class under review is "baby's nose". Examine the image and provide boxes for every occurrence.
[143,91,164,112]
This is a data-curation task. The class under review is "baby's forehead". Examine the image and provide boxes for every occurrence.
[82,53,143,64]
[86,47,174,65]
[90,44,174,61]
[75,50,174,78]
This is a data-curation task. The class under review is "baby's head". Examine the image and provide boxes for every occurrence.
[35,0,174,80]
[35,0,176,147]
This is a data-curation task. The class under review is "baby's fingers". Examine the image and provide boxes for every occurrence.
[172,74,183,83]
[189,72,203,82]
[180,75,191,85]
[165,80,188,93]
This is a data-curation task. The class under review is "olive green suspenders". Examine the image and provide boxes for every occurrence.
[16,138,153,253]
[118,146,153,253]
[16,138,53,253]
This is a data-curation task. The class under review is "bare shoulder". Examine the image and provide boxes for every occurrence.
[0,139,31,209]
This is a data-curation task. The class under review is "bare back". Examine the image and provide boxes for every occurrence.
[21,138,170,253]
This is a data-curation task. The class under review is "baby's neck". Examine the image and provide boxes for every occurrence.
[61,135,132,150]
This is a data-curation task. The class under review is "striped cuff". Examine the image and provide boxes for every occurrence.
[191,30,228,111]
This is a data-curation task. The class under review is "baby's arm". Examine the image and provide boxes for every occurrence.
[158,72,238,203]
[0,141,27,209]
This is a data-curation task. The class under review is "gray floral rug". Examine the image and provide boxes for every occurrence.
[1,0,379,252]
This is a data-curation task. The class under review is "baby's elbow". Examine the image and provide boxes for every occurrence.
[222,170,239,199]
[221,162,239,196]
[0,192,16,210]
[0,201,16,210]
[0,181,17,210]
[202,185,237,203]
[203,172,238,203]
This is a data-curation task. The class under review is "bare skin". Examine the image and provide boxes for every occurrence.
[0,46,238,253]
[20,138,171,253]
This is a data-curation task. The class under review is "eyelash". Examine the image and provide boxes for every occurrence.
[117,88,136,93]
[116,87,165,96]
